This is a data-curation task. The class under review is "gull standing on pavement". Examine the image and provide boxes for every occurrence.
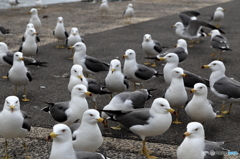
[209,7,225,28]
[123,3,134,24]
[141,34,163,66]
[28,8,42,31]
[0,96,31,159]
[53,17,69,48]
[8,52,32,101]
[99,0,109,17]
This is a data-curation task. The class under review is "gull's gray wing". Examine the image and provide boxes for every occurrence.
[184,70,209,88]
[47,101,70,123]
[135,64,155,80]
[2,51,14,65]
[127,91,148,109]
[179,13,191,27]
[204,140,225,159]
[26,71,32,82]
[85,56,109,72]
[160,47,187,62]
[214,77,240,99]
[21,111,31,132]
[211,35,231,50]
[104,109,151,129]
[153,40,162,53]
[87,78,101,94]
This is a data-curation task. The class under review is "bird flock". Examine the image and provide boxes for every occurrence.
[0,1,239,159]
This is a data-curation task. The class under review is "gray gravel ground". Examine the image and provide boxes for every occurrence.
[0,0,240,159]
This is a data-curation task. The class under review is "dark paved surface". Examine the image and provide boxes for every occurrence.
[0,0,240,158]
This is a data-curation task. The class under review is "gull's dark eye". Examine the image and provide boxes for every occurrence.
[16,101,18,104]
[195,128,198,131]
[74,70,77,72]
[169,56,172,58]
[160,104,164,107]
[116,65,119,67]
[176,71,179,73]
[62,129,66,132]
[89,114,93,116]
[200,87,202,89]
[78,88,82,90]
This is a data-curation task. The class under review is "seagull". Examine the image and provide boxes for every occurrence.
[0,42,47,78]
[177,122,205,159]
[159,53,209,89]
[164,67,188,124]
[185,83,216,123]
[102,88,155,129]
[103,98,174,159]
[171,16,225,45]
[28,8,42,31]
[156,39,188,63]
[72,109,104,152]
[0,96,31,159]
[99,0,109,17]
[8,0,19,8]
[41,84,91,126]
[123,3,134,24]
[53,17,69,48]
[68,64,111,109]
[123,49,161,90]
[19,28,38,56]
[67,27,84,59]
[48,124,107,159]
[201,60,240,117]
[69,42,109,77]
[141,34,163,66]
[22,23,40,43]
[8,52,32,101]
[104,59,129,97]
[208,29,231,60]
[178,11,207,44]
[209,7,225,28]
[35,0,43,10]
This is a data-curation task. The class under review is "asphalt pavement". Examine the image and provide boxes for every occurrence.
[0,0,240,158]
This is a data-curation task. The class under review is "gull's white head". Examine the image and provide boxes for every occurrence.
[71,42,86,52]
[151,98,175,114]
[4,96,20,113]
[70,27,79,36]
[110,59,122,73]
[82,109,103,124]
[26,23,35,29]
[143,34,152,42]
[216,7,225,12]
[57,17,64,23]
[71,84,91,98]
[161,53,179,63]
[29,8,38,15]
[48,124,72,142]
[26,28,37,36]
[191,83,208,96]
[209,29,221,38]
[70,64,84,77]
[13,52,24,61]
[176,39,187,48]
[184,122,205,138]
[171,67,187,79]
[202,60,225,73]
[123,49,136,60]
[127,3,133,8]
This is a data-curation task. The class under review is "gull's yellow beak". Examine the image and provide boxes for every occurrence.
[201,65,210,69]
[78,75,83,81]
[68,46,74,49]
[181,73,187,77]
[97,117,104,123]
[171,25,176,28]
[190,89,197,93]
[85,91,92,96]
[20,57,24,61]
[10,105,15,113]
[184,131,191,136]
[123,55,127,58]
[49,132,58,138]
[158,57,165,61]
[111,69,115,73]
[166,108,175,113]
